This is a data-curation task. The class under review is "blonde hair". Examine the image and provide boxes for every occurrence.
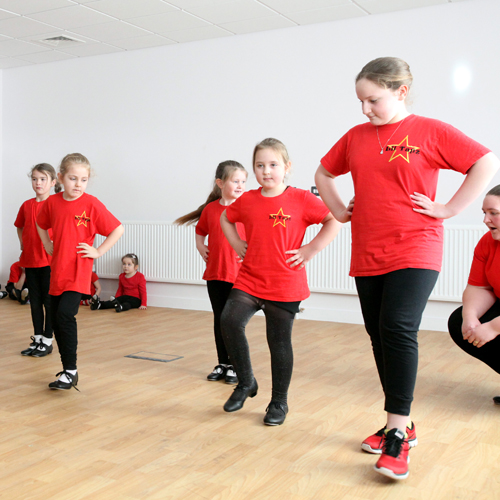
[30,163,61,193]
[252,138,290,170]
[175,160,247,225]
[356,57,413,92]
[59,153,91,177]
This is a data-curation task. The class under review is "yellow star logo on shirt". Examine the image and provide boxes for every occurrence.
[75,211,91,227]
[269,207,291,227]
[388,135,420,163]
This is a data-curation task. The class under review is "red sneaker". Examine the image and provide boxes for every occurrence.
[361,422,417,454]
[374,428,410,480]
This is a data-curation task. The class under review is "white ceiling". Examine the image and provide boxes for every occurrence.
[0,0,468,69]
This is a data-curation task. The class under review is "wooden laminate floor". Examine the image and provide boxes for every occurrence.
[1,299,499,500]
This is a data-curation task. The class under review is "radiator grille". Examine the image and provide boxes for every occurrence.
[94,223,485,301]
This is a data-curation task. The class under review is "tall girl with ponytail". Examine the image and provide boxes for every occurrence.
[15,163,60,358]
[175,160,248,385]
[315,57,499,480]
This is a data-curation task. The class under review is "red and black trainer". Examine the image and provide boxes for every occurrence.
[374,428,410,480]
[361,422,417,454]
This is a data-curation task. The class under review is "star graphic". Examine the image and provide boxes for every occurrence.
[269,207,291,227]
[75,210,90,227]
[387,135,420,163]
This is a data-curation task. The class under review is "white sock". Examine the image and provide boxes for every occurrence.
[34,335,42,343]
[59,369,77,383]
[41,336,53,346]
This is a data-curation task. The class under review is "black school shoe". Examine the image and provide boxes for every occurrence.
[223,379,258,412]
[90,295,101,310]
[31,342,53,358]
[225,366,238,385]
[49,371,79,391]
[114,301,123,313]
[263,401,288,426]
[21,336,38,356]
[207,364,227,381]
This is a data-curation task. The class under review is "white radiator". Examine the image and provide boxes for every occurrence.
[94,223,486,302]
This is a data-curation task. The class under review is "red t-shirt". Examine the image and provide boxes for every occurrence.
[321,114,490,276]
[195,200,245,283]
[37,192,121,296]
[90,271,98,296]
[116,272,147,306]
[8,261,23,284]
[226,187,330,301]
[15,198,52,268]
[468,232,500,297]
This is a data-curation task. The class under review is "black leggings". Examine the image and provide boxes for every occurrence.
[50,292,81,370]
[355,268,439,416]
[221,288,297,404]
[207,280,234,365]
[100,295,141,311]
[25,267,52,338]
[448,301,500,374]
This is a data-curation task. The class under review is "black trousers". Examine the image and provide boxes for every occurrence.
[100,295,141,311]
[25,267,52,338]
[50,291,81,370]
[355,268,439,415]
[206,280,234,365]
[448,301,500,375]
[221,288,297,404]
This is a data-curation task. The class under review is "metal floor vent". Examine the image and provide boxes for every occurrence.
[38,36,84,47]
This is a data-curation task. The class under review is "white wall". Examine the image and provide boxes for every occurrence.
[2,0,499,331]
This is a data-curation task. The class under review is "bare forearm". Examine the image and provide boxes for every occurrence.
[221,211,242,249]
[462,284,497,321]
[16,271,26,289]
[17,228,23,249]
[195,234,206,252]
[306,216,341,255]
[446,153,499,217]
[315,166,350,222]
[96,225,124,258]
[36,224,52,249]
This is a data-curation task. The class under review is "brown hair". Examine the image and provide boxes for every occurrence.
[487,185,500,197]
[175,160,247,225]
[252,138,291,175]
[122,253,139,267]
[30,163,61,193]
[356,57,413,92]
[59,153,91,177]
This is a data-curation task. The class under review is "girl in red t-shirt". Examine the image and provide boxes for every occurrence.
[91,253,147,312]
[315,57,499,480]
[5,261,29,303]
[220,138,340,426]
[175,161,247,385]
[37,153,124,391]
[15,163,59,357]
